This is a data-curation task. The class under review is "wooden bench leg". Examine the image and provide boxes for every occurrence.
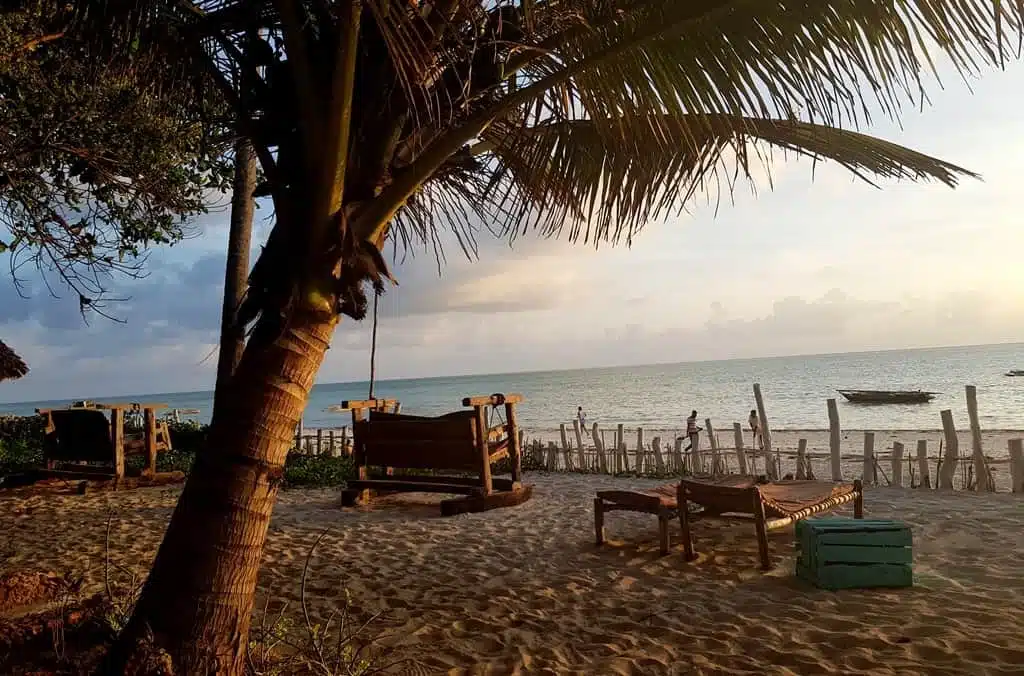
[658,506,670,556]
[677,485,696,562]
[752,488,772,570]
[853,479,864,518]
[594,498,605,547]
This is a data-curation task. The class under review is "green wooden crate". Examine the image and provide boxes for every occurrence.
[795,518,913,590]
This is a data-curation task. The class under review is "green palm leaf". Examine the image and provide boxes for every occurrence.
[369,0,1020,248]
[458,113,974,246]
[47,1,1022,254]
[506,0,1020,128]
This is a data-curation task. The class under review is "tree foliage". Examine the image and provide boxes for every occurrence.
[0,2,233,318]
[61,0,1021,337]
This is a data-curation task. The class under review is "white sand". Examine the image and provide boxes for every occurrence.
[2,474,1023,674]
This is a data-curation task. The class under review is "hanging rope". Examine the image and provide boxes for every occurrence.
[368,286,380,400]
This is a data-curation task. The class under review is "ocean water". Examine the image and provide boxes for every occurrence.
[3,343,1024,434]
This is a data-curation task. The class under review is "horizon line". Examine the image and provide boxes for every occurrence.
[2,339,1021,406]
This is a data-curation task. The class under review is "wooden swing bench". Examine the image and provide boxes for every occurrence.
[340,393,532,516]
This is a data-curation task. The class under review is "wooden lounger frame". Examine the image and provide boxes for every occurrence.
[595,478,864,569]
[594,488,680,555]
[340,394,531,516]
[677,478,864,570]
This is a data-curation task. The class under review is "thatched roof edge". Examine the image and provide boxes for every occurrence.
[0,340,29,381]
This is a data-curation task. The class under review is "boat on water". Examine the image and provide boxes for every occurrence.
[837,389,937,404]
[1005,370,1024,377]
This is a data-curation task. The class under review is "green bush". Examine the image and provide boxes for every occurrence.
[122,449,351,488]
[124,449,196,475]
[0,437,42,476]
[0,412,353,489]
[157,450,196,474]
[0,415,43,477]
[0,414,44,448]
[165,419,208,454]
[283,453,354,488]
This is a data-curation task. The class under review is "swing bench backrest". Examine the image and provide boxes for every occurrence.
[358,410,484,472]
[42,408,116,465]
[350,395,520,478]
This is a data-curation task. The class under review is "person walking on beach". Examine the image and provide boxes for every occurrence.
[577,406,587,430]
[686,410,702,452]
[749,409,764,450]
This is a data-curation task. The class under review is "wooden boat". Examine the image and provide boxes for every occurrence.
[837,389,937,404]
[1005,370,1024,377]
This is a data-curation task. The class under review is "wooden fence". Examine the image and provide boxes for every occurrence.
[292,427,352,457]
[294,383,1024,494]
[520,431,1023,493]
[520,383,1024,494]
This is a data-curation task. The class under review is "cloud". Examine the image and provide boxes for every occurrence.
[384,252,582,318]
[5,60,1024,401]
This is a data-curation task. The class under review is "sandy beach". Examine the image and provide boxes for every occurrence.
[2,472,1022,674]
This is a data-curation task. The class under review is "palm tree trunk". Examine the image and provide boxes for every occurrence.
[105,307,338,674]
[212,138,257,424]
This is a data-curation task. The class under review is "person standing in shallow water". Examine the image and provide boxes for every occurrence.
[577,406,586,429]
[749,409,764,451]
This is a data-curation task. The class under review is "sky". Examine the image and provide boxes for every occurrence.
[3,60,1024,402]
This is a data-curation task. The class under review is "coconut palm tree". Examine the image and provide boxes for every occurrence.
[212,138,257,424]
[68,1,1019,672]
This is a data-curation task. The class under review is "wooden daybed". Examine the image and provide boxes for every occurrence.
[595,476,863,568]
[340,394,532,516]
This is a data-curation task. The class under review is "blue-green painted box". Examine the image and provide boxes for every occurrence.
[795,518,913,590]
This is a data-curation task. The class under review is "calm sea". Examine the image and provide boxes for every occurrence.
[4,344,1023,434]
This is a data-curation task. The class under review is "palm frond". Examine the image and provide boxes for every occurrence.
[366,0,1021,251]
[49,1,1023,268]
[517,0,1022,130]
[447,113,975,246]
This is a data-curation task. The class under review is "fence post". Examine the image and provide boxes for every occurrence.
[1008,439,1023,493]
[636,428,645,473]
[559,424,572,470]
[573,419,586,469]
[916,440,929,488]
[827,398,842,481]
[616,424,625,473]
[732,422,748,475]
[547,442,559,471]
[965,385,991,492]
[592,423,607,473]
[704,418,721,475]
[939,410,959,490]
[652,436,666,473]
[753,384,776,480]
[796,439,807,479]
[862,432,875,486]
[891,442,904,487]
